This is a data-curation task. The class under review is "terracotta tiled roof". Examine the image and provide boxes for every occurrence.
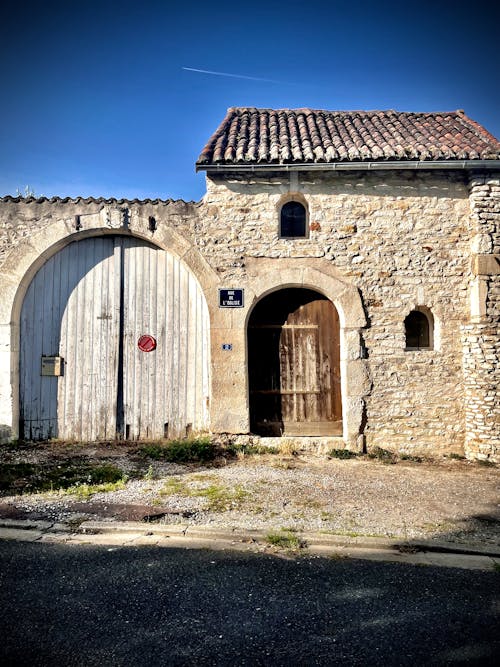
[197,108,500,168]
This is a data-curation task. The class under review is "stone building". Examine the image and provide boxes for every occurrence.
[0,108,499,460]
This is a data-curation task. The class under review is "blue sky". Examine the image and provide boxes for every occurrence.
[1,0,499,202]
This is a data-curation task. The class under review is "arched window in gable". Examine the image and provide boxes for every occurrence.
[405,308,434,350]
[280,201,307,238]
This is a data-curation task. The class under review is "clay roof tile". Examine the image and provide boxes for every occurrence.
[197,108,500,168]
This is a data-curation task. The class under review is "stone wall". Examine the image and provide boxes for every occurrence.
[0,197,198,266]
[0,167,498,459]
[201,170,472,455]
[463,175,500,461]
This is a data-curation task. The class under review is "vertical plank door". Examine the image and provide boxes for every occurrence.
[121,238,210,440]
[20,238,119,441]
[20,236,210,441]
[248,289,341,436]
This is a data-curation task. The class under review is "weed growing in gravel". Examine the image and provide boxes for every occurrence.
[493,562,500,573]
[367,447,398,464]
[445,452,466,461]
[159,478,190,496]
[140,437,215,463]
[278,439,299,456]
[158,477,250,512]
[196,484,249,511]
[328,448,358,460]
[266,530,307,550]
[399,453,424,463]
[144,464,155,480]
[0,461,127,496]
[64,478,127,499]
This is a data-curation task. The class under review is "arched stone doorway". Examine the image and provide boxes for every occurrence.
[19,235,210,441]
[247,288,342,436]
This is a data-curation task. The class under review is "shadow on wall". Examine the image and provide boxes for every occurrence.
[216,170,470,199]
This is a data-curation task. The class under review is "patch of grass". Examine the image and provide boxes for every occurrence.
[64,478,127,499]
[477,459,496,467]
[445,452,466,461]
[400,453,424,462]
[493,562,500,573]
[266,530,307,550]
[190,473,218,483]
[0,461,127,495]
[0,463,36,491]
[328,448,358,460]
[140,437,216,463]
[197,484,249,511]
[158,477,250,512]
[367,447,398,464]
[158,477,191,497]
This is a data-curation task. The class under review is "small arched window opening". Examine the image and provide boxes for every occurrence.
[405,309,434,350]
[280,201,307,238]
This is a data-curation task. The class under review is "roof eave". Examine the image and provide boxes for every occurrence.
[196,159,500,173]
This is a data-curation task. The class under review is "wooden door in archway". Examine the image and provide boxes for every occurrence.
[248,288,342,436]
[19,236,210,441]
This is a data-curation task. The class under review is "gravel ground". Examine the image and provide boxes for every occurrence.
[1,443,499,547]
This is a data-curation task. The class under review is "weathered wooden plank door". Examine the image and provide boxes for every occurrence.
[121,238,210,440]
[20,236,209,441]
[248,288,341,436]
[20,237,119,441]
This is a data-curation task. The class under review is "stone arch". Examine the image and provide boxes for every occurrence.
[241,259,369,448]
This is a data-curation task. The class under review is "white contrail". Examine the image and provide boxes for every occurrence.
[182,66,283,83]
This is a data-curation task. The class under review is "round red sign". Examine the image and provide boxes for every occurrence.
[137,335,157,352]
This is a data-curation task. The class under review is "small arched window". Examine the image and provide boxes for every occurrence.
[280,201,307,238]
[405,309,433,350]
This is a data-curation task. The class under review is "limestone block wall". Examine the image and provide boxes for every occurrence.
[463,175,500,461]
[1,168,497,458]
[200,170,472,455]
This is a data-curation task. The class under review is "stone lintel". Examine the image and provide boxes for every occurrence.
[472,254,500,276]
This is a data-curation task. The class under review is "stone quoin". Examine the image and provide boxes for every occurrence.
[0,108,498,460]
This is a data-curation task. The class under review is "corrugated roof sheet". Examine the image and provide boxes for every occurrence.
[197,108,500,168]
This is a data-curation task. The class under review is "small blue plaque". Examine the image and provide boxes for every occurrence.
[221,343,233,351]
[219,289,244,308]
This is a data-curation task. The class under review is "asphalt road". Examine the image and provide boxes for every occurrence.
[1,541,499,666]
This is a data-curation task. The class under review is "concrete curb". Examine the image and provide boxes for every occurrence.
[1,517,499,561]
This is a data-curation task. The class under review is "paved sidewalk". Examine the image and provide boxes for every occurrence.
[1,517,499,571]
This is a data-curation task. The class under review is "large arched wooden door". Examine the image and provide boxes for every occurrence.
[19,236,209,441]
[248,288,342,436]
